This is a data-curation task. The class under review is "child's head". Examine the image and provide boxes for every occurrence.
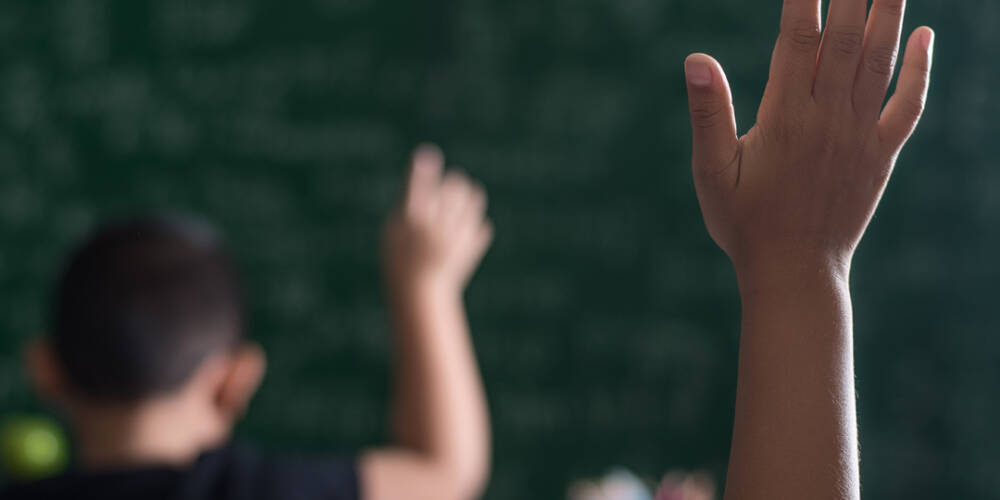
[26,214,266,462]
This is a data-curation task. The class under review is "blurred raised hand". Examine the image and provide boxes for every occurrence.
[382,145,494,294]
[364,145,492,500]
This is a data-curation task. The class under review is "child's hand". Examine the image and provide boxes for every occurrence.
[372,148,493,499]
[382,145,493,294]
[684,0,934,278]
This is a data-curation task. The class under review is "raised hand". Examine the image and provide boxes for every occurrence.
[685,0,933,276]
[382,145,494,293]
[682,2,934,500]
[365,146,493,500]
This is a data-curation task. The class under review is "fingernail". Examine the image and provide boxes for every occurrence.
[922,28,935,51]
[685,57,713,87]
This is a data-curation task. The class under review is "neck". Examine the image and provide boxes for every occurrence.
[71,397,226,471]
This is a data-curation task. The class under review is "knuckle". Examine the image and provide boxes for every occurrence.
[782,20,822,51]
[829,27,865,57]
[689,103,726,129]
[874,0,906,16]
[694,163,728,184]
[909,56,932,76]
[694,139,742,184]
[863,46,898,76]
[694,154,738,184]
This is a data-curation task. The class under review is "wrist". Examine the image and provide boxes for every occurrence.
[390,272,464,302]
[734,251,850,299]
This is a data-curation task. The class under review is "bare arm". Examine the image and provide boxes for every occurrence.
[361,146,493,500]
[683,0,935,497]
[728,262,857,499]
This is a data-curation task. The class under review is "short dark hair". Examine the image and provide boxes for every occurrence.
[50,214,245,402]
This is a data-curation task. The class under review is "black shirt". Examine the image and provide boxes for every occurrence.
[0,443,359,500]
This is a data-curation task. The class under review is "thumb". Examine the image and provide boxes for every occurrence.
[685,53,740,186]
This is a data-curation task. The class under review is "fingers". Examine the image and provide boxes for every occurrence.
[461,180,488,229]
[879,27,934,153]
[853,0,907,116]
[814,0,868,103]
[684,53,740,187]
[764,0,822,102]
[471,220,494,262]
[403,143,490,235]
[404,144,444,217]
[439,171,492,263]
[439,171,479,225]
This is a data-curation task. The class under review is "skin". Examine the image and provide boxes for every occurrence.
[361,145,493,500]
[683,0,934,499]
[27,145,493,500]
[27,341,267,470]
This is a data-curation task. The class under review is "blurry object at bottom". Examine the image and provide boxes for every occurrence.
[568,468,715,500]
[0,415,70,483]
[654,471,714,500]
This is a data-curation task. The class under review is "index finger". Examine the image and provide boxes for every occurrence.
[404,144,444,215]
[763,0,823,104]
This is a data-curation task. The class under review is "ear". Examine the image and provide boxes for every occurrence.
[215,342,266,421]
[24,338,69,409]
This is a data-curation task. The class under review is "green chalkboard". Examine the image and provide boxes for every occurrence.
[0,1,996,498]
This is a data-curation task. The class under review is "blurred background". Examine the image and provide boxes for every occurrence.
[0,0,995,498]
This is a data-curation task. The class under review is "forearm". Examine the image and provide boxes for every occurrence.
[388,280,491,496]
[724,261,859,500]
